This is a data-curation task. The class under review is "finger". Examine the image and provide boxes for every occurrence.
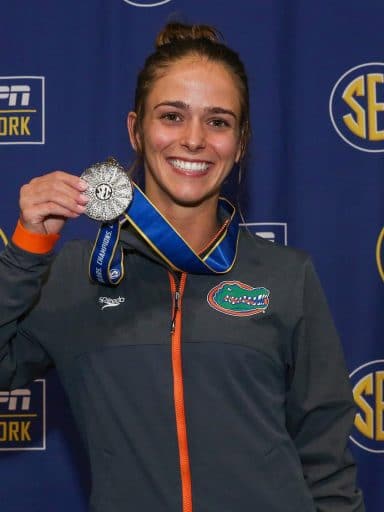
[33,180,88,205]
[22,202,86,224]
[21,182,88,213]
[21,197,86,220]
[32,170,88,191]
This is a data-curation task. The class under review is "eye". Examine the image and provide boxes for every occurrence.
[208,118,230,128]
[160,112,182,122]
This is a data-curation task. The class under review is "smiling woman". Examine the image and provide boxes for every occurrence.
[127,57,242,250]
[126,24,249,252]
[0,21,365,512]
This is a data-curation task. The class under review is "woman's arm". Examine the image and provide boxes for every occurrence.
[286,258,365,511]
[0,170,88,389]
[0,240,55,389]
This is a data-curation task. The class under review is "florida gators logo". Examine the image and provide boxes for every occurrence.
[207,281,270,317]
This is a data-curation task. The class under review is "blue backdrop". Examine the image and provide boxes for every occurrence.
[0,1,383,510]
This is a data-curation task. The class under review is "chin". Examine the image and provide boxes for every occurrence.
[169,187,220,208]
[175,198,208,208]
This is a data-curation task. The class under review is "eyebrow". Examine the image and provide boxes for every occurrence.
[154,101,238,120]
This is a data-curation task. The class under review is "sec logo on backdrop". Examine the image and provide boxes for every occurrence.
[350,360,384,453]
[330,63,384,152]
[123,0,172,6]
[376,227,384,282]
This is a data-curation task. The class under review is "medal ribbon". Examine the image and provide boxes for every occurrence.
[89,182,240,285]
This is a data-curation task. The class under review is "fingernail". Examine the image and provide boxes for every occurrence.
[77,204,87,212]
[79,193,89,203]
[78,179,88,191]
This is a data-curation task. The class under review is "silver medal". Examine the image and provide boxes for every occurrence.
[81,157,133,221]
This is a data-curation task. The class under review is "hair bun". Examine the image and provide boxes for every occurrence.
[155,22,221,49]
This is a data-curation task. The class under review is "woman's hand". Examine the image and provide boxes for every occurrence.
[19,171,89,235]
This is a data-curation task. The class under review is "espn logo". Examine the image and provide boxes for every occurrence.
[0,85,31,106]
[0,380,46,451]
[0,76,45,145]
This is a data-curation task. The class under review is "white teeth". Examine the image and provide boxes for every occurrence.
[169,159,209,172]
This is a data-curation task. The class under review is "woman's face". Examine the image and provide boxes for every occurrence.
[128,56,242,212]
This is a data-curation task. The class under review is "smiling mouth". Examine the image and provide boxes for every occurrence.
[168,158,211,173]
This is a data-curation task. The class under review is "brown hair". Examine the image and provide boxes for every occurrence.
[131,22,251,164]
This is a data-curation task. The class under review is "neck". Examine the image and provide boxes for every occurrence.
[154,200,221,254]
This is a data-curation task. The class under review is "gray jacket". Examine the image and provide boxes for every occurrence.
[0,228,365,511]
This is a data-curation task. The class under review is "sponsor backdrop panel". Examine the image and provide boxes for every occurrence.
[0,0,382,510]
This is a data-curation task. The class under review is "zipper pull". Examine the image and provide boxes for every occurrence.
[171,290,180,333]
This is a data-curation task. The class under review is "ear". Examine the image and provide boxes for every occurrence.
[235,139,243,164]
[235,127,246,163]
[127,112,141,152]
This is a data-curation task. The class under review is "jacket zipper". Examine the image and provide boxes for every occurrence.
[168,271,193,512]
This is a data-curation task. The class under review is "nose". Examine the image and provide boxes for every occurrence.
[180,118,206,151]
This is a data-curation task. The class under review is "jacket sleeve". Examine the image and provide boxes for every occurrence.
[285,258,365,511]
[0,242,54,389]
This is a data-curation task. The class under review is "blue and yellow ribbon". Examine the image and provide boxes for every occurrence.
[89,182,239,285]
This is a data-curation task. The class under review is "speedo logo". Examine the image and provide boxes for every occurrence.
[207,281,270,317]
[98,296,125,310]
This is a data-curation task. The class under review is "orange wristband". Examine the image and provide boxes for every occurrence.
[12,220,60,254]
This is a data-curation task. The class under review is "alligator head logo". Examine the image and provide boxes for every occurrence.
[207,281,270,317]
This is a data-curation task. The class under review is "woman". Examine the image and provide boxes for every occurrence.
[0,22,364,512]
